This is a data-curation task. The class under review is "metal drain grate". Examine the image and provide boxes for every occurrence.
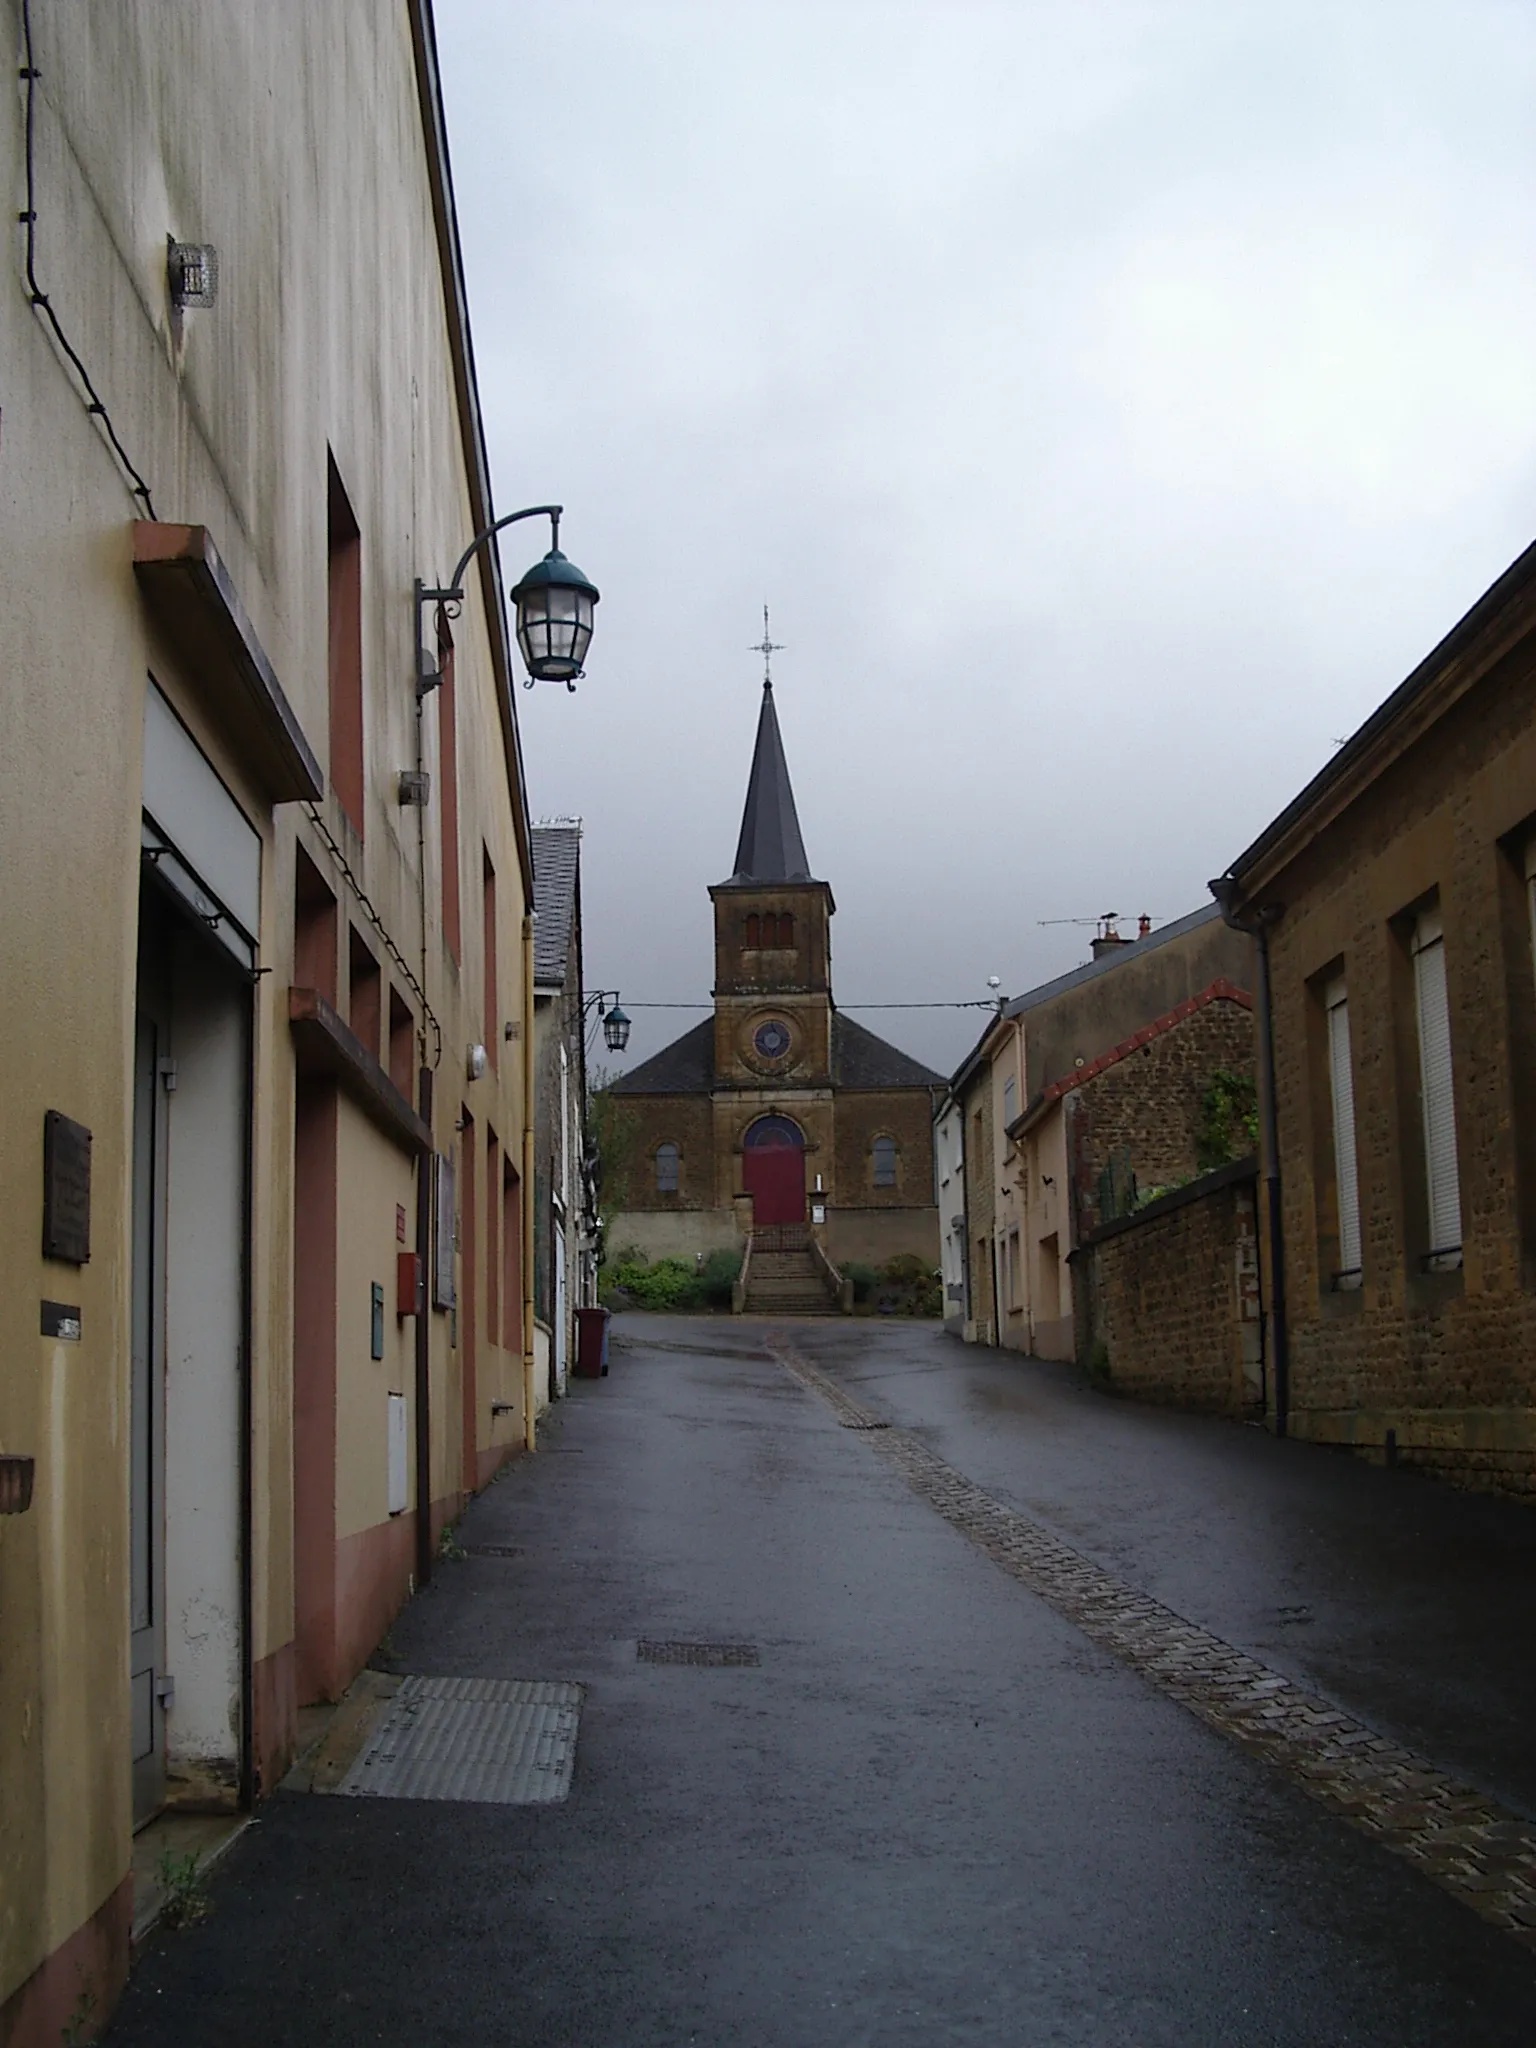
[839,1418,889,1430]
[637,1640,760,1667]
[336,1676,583,1804]
[464,1544,521,1558]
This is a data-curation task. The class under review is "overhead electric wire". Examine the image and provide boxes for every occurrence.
[616,1000,998,1011]
[20,0,158,516]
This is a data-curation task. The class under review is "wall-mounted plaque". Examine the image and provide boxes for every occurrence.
[42,1111,92,1265]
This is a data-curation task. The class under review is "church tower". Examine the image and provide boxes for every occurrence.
[708,676,836,1091]
[607,620,941,1261]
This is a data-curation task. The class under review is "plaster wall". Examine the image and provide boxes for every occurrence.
[0,5,535,2028]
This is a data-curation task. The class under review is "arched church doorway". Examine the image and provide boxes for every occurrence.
[742,1115,806,1226]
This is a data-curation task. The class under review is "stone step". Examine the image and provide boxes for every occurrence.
[745,1294,837,1315]
[749,1253,821,1277]
[747,1274,835,1300]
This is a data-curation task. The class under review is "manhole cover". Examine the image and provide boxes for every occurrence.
[637,1640,760,1667]
[336,1676,583,1804]
[465,1544,521,1558]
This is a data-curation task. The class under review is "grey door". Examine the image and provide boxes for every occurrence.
[131,929,171,1826]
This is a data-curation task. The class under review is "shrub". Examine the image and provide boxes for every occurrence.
[841,1261,881,1305]
[883,1252,931,1289]
[698,1246,743,1308]
[609,1252,702,1311]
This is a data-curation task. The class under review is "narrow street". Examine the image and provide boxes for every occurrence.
[109,1318,1536,2047]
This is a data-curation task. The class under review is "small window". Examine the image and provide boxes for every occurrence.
[1411,908,1461,1265]
[872,1135,897,1187]
[656,1142,680,1194]
[1002,1074,1018,1125]
[745,914,760,948]
[777,913,794,948]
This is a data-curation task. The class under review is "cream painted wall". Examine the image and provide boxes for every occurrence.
[0,2,537,2018]
[334,1109,418,1544]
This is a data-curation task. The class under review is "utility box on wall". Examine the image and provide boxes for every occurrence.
[387,1393,408,1516]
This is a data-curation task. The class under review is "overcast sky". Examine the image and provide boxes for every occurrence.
[435,1,1536,1077]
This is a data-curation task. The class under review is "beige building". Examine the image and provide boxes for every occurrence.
[1214,535,1536,1495]
[0,8,559,2038]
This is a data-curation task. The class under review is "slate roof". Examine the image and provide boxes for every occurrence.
[608,1010,943,1096]
[722,682,814,885]
[608,1016,714,1095]
[833,1012,945,1089]
[531,825,581,986]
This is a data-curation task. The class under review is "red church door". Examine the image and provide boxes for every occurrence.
[742,1116,806,1226]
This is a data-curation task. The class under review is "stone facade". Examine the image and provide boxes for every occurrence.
[1078,1160,1263,1413]
[943,907,1257,1360]
[1218,536,1536,1499]
[1069,991,1259,1235]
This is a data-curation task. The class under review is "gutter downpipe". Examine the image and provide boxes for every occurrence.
[1211,876,1288,1435]
[414,1065,435,1586]
[521,912,537,1453]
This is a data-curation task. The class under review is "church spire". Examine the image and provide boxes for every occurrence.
[729,611,812,883]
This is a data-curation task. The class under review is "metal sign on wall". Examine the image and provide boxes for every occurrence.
[42,1110,92,1264]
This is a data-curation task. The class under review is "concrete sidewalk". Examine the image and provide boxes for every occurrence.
[105,1315,1536,2046]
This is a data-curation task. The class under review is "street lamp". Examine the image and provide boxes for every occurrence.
[584,990,630,1053]
[417,505,599,696]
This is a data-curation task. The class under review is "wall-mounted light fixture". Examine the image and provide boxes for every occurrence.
[466,1042,488,1082]
[167,239,218,309]
[417,505,598,697]
[583,990,630,1053]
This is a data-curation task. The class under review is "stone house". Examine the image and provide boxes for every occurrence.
[605,675,943,1272]
[1213,534,1536,1498]
[0,9,550,2037]
[944,907,1256,1357]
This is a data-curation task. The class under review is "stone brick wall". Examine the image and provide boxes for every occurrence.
[833,1090,938,1209]
[1254,581,1536,1501]
[1070,995,1257,1236]
[604,1093,714,1213]
[1079,1160,1262,1413]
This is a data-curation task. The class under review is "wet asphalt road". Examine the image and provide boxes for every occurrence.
[108,1316,1536,2046]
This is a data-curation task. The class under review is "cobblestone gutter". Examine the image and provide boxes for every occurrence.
[772,1341,1536,1951]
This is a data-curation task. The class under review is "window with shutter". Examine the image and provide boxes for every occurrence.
[1324,977,1362,1287]
[1411,909,1461,1266]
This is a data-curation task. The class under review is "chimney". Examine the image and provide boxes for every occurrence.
[1137,913,1152,939]
[1090,913,1130,961]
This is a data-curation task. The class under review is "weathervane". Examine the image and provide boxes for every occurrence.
[749,604,784,688]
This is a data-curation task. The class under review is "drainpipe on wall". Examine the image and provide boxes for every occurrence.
[1210,878,1288,1436]
[414,1065,435,1585]
[521,912,537,1453]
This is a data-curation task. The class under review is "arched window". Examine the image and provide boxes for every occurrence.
[872,1136,898,1187]
[655,1142,680,1193]
[744,913,760,948]
[776,913,794,948]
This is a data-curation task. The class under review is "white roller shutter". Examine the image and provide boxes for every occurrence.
[1324,978,1361,1282]
[1411,910,1461,1261]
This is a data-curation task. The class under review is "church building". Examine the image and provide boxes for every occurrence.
[604,675,943,1269]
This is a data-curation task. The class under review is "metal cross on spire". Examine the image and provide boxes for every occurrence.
[749,605,784,688]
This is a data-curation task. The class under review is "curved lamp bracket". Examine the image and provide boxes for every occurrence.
[415,504,564,699]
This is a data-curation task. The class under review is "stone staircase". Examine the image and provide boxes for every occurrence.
[741,1223,842,1315]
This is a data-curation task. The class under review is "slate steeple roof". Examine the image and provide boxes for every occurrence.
[726,681,814,884]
